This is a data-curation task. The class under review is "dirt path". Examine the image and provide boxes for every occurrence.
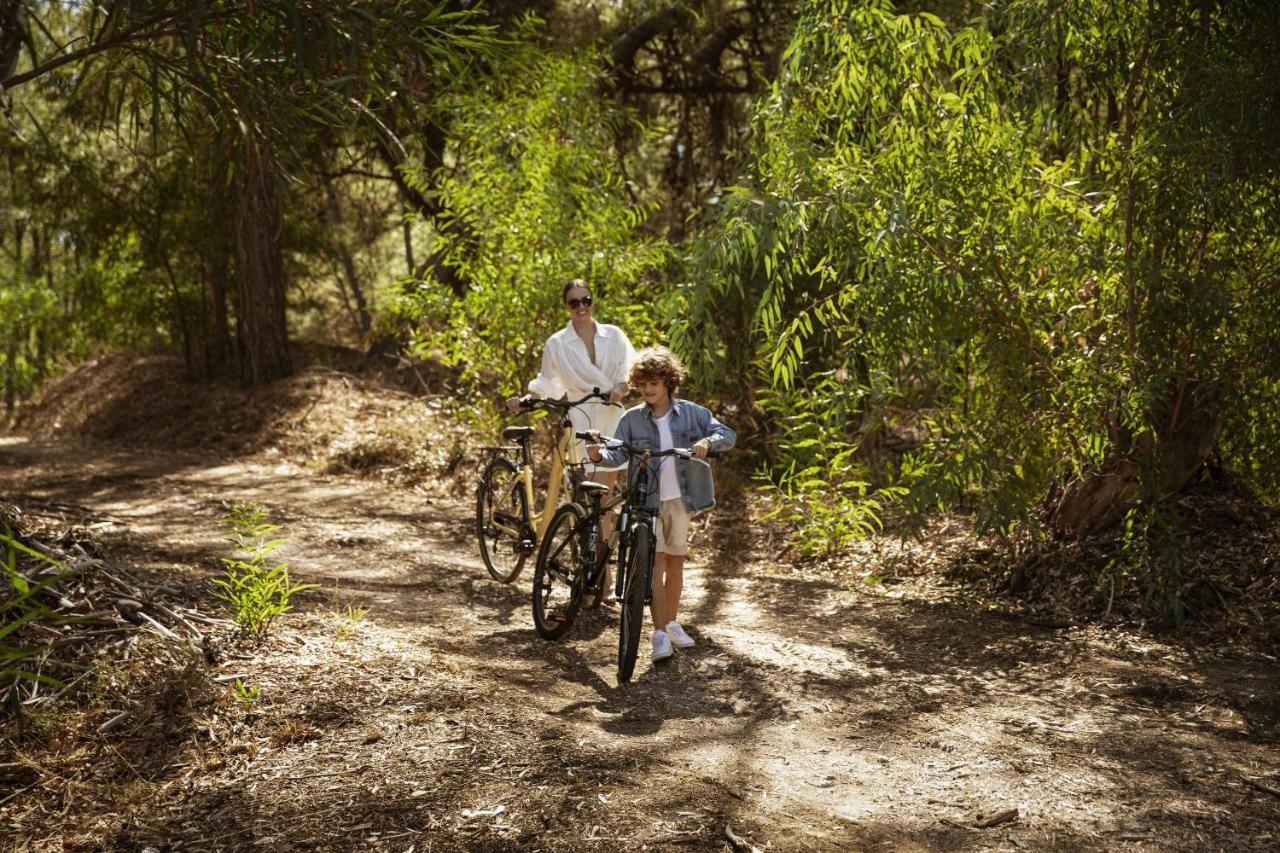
[2,435,1278,851]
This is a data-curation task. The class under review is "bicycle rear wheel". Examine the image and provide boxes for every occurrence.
[617,523,653,683]
[476,456,528,583]
[532,503,589,639]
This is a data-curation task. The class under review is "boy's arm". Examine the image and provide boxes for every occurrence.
[594,413,631,468]
[696,405,736,453]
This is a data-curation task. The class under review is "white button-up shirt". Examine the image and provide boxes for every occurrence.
[529,321,636,472]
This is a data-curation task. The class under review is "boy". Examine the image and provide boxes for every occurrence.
[588,347,735,662]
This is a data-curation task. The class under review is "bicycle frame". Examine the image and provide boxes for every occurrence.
[612,450,658,600]
[487,400,596,545]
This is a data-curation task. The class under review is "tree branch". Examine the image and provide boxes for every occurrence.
[0,14,177,91]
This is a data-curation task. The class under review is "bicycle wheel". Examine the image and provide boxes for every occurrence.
[476,456,528,583]
[617,523,653,683]
[532,503,588,640]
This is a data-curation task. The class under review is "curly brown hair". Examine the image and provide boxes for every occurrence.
[628,346,687,397]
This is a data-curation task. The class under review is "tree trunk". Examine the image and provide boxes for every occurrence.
[402,219,415,277]
[202,252,233,378]
[0,0,25,83]
[1049,381,1221,536]
[160,253,194,378]
[232,138,292,386]
[324,178,371,338]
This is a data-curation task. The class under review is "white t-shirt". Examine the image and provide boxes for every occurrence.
[654,412,681,502]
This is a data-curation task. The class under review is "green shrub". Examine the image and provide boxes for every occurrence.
[1,532,76,716]
[213,502,316,636]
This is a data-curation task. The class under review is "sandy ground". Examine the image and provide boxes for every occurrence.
[1,434,1278,851]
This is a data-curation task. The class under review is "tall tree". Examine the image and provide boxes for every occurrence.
[2,1,491,384]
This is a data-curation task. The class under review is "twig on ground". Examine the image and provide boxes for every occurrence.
[1243,776,1280,798]
[97,711,130,734]
[975,808,1020,828]
[725,822,761,853]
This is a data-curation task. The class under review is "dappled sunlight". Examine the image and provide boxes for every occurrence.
[3,437,1277,850]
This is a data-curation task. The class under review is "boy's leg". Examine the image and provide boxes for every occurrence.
[661,554,685,626]
[652,499,690,628]
[651,551,668,629]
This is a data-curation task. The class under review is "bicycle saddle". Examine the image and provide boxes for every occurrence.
[502,426,535,441]
[577,481,609,494]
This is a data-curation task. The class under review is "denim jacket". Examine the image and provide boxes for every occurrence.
[599,397,736,514]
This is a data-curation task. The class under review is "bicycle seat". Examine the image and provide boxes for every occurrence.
[502,426,535,441]
[577,481,609,494]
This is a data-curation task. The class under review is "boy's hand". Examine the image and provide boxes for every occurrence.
[692,439,711,460]
[584,430,605,462]
[608,383,627,404]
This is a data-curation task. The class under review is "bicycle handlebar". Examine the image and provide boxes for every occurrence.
[517,388,616,411]
[585,436,719,466]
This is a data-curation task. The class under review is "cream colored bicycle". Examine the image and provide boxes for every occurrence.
[475,389,614,583]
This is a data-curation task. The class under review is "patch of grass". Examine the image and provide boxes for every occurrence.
[335,603,369,642]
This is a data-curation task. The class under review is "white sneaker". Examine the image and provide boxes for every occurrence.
[651,629,673,661]
[666,621,695,649]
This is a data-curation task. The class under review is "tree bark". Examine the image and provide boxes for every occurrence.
[202,252,233,378]
[0,0,25,84]
[1049,381,1221,536]
[232,138,292,386]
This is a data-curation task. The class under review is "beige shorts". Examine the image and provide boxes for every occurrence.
[655,498,690,556]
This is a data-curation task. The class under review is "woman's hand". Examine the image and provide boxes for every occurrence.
[691,439,711,460]
[608,382,628,405]
[505,396,525,413]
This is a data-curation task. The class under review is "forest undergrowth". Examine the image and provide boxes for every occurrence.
[2,352,1278,850]
[11,351,1278,653]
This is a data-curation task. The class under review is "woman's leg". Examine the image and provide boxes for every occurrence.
[591,469,618,601]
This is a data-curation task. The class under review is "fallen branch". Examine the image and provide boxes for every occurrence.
[1243,776,1280,798]
[725,822,761,853]
[975,808,1019,828]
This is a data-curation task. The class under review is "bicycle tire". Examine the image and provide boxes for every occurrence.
[532,503,589,640]
[476,456,528,583]
[617,523,653,683]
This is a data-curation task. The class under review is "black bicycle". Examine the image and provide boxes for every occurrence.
[532,436,711,683]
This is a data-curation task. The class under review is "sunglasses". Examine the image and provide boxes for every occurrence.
[566,296,593,309]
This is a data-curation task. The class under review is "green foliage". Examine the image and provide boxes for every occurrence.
[676,0,1280,611]
[334,603,368,642]
[754,376,905,554]
[0,532,75,716]
[1,1,494,392]
[228,677,261,711]
[1113,496,1188,625]
[213,502,316,637]
[395,45,670,401]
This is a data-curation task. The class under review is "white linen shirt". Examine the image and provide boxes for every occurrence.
[528,321,636,473]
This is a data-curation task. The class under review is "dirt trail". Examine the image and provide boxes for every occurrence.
[2,435,1278,851]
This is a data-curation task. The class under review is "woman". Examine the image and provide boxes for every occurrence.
[506,277,635,488]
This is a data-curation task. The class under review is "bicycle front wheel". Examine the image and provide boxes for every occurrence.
[532,503,589,640]
[476,456,528,583]
[617,523,653,683]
